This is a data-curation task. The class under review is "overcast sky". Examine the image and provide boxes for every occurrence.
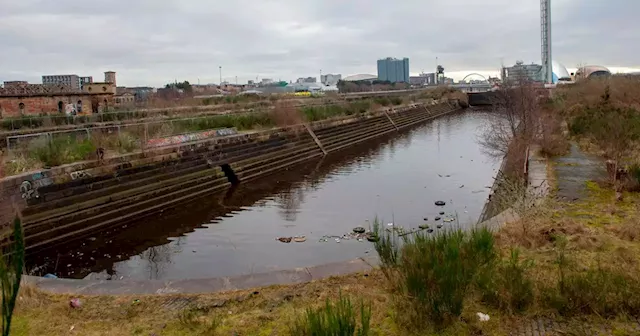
[1,0,638,87]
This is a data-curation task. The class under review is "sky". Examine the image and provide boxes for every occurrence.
[1,0,639,87]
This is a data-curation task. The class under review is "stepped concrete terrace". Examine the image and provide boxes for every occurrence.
[1,101,461,252]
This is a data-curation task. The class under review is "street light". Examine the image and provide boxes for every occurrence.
[219,66,222,86]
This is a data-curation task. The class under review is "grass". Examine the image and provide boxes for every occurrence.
[289,293,371,336]
[2,217,25,336]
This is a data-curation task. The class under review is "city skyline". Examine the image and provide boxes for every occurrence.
[1,0,639,87]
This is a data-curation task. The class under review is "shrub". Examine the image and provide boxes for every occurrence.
[290,293,371,336]
[374,224,496,329]
[476,248,534,313]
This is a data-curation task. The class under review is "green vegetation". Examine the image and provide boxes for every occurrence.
[29,136,96,167]
[290,293,371,336]
[182,113,275,131]
[2,217,25,336]
[374,223,496,329]
[301,101,372,122]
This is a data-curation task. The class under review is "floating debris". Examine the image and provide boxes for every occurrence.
[459,185,464,188]
[443,218,455,223]
[435,217,441,221]
[335,238,341,243]
[419,224,429,230]
[437,224,443,229]
[277,237,292,243]
[423,217,428,221]
[435,201,446,206]
[293,236,307,243]
[387,222,394,226]
[365,233,379,242]
[439,211,445,215]
[427,229,434,233]
[353,227,366,234]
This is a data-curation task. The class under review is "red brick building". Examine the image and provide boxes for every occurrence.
[0,72,116,118]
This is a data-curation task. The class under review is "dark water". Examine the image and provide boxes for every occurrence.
[27,110,499,281]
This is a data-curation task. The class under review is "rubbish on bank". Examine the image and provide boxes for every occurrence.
[43,273,57,279]
[435,201,446,206]
[443,217,455,223]
[437,224,443,229]
[476,312,490,322]
[427,229,434,233]
[69,298,82,308]
[293,236,307,243]
[277,237,292,243]
[418,224,429,230]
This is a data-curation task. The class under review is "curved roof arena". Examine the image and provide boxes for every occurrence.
[343,74,378,81]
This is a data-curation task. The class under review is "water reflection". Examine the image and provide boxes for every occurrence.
[26,110,499,280]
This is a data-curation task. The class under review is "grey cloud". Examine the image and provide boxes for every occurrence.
[0,0,638,86]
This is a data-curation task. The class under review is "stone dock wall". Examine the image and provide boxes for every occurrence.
[1,101,461,251]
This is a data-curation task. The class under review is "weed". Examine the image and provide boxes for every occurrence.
[290,293,371,336]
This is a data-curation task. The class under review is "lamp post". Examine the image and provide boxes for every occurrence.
[219,66,222,86]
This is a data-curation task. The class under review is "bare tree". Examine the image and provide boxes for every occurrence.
[479,77,541,162]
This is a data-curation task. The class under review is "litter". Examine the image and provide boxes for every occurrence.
[387,222,394,226]
[69,298,82,309]
[293,236,307,243]
[476,312,490,322]
[434,201,446,206]
[277,237,292,243]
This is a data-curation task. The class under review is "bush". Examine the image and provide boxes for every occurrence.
[374,224,496,329]
[476,248,534,313]
[290,293,371,336]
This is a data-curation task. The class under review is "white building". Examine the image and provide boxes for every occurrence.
[320,74,342,86]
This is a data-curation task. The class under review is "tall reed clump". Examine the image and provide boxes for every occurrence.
[1,216,25,336]
[289,293,371,336]
[373,221,496,329]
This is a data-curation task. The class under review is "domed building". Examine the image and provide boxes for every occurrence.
[552,61,571,83]
[575,65,611,80]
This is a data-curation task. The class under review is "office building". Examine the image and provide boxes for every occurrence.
[377,57,410,83]
[42,74,81,90]
[501,61,543,84]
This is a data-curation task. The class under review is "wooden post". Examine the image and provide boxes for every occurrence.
[383,109,399,131]
[304,123,327,155]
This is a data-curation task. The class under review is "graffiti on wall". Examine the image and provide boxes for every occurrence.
[19,171,53,200]
[146,128,237,149]
[70,170,92,180]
